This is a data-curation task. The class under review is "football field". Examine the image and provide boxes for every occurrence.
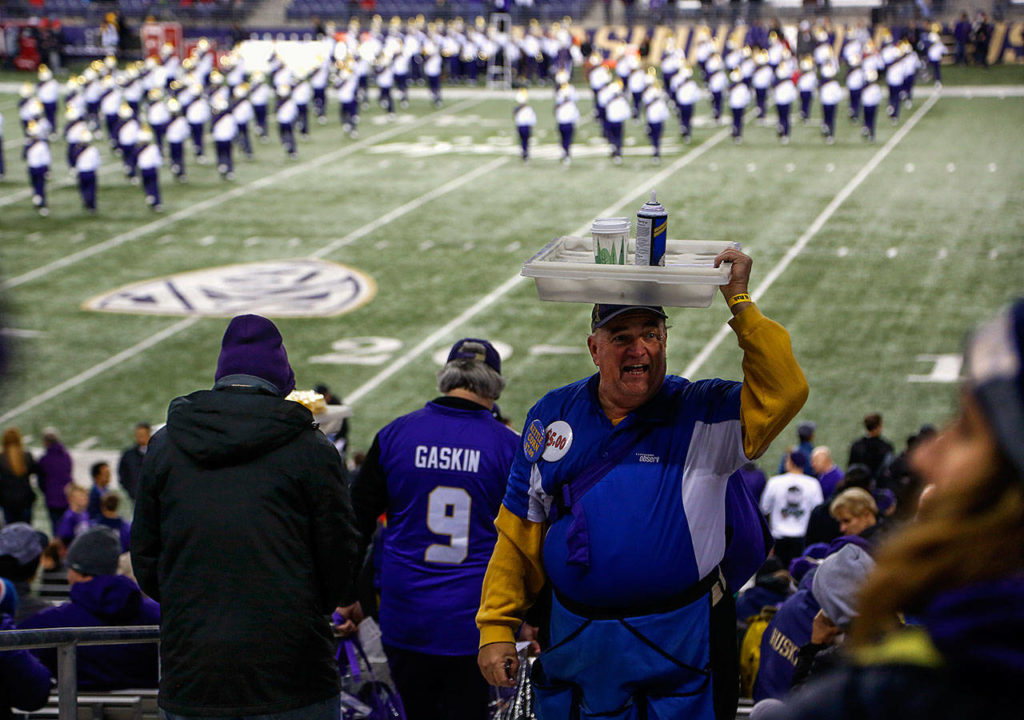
[1,77,1023,481]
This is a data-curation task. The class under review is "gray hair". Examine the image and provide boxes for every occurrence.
[437,343,506,400]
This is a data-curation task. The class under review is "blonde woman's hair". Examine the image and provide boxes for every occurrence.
[2,428,27,477]
[851,464,1024,646]
[830,487,878,519]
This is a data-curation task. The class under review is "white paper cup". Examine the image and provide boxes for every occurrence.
[592,217,630,265]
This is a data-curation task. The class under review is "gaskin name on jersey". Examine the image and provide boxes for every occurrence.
[414,445,482,473]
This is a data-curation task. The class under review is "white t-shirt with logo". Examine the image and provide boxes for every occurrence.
[760,472,824,539]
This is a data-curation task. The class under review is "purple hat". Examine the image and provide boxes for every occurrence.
[215,315,295,396]
[591,304,667,333]
[875,488,896,514]
[789,450,808,470]
[447,338,502,374]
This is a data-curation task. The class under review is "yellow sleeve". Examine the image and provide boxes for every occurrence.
[729,303,809,460]
[477,505,547,647]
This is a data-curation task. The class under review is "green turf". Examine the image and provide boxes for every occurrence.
[1,82,1022,483]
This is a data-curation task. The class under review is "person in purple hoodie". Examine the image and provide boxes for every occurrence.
[20,526,160,690]
[36,427,72,534]
[0,613,53,719]
[764,298,1024,720]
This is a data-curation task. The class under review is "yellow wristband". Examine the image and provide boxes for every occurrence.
[728,293,751,308]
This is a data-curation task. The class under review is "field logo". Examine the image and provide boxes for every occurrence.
[83,259,375,318]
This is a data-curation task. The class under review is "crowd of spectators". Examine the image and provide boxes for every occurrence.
[2,299,1024,718]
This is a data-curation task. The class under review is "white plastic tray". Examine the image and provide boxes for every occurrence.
[522,237,741,307]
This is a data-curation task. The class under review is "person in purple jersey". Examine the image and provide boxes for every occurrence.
[343,338,518,720]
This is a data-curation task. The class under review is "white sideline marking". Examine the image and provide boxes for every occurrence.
[0,328,46,338]
[908,354,963,383]
[2,98,482,291]
[343,126,733,407]
[681,92,940,380]
[0,318,201,426]
[0,150,503,425]
[74,437,100,450]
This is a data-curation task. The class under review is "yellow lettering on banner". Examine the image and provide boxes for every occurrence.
[648,26,673,64]
[714,25,729,55]
[873,24,890,49]
[833,25,845,57]
[990,22,1007,66]
[676,26,690,55]
[630,26,649,47]
[1009,22,1023,48]
[727,25,746,51]
[594,26,629,53]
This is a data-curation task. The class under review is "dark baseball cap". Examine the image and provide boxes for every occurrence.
[591,304,668,333]
[447,338,501,374]
[66,527,121,577]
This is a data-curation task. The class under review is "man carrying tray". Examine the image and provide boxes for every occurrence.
[477,247,808,720]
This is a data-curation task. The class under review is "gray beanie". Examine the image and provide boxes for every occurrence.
[66,527,121,577]
[811,543,876,627]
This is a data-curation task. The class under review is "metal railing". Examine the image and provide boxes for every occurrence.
[0,626,160,720]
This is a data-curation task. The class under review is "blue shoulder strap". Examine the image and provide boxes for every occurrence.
[554,420,654,568]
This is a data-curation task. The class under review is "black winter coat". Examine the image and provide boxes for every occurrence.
[131,382,360,716]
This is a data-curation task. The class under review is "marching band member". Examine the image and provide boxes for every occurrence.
[232,84,254,159]
[185,79,210,163]
[674,65,699,144]
[643,82,670,163]
[554,73,579,166]
[137,124,163,210]
[335,61,360,138]
[774,62,797,145]
[75,131,101,212]
[25,121,51,216]
[117,103,140,183]
[211,95,238,180]
[861,67,881,142]
[147,87,171,151]
[276,83,298,159]
[166,97,189,182]
[513,89,536,162]
[605,80,631,164]
[728,69,751,144]
[36,65,59,135]
[819,62,842,144]
[797,56,817,123]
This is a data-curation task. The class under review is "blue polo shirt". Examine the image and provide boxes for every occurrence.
[503,373,747,609]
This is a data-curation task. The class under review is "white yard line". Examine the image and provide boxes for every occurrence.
[0,149,505,425]
[681,92,941,379]
[0,317,201,426]
[2,98,481,291]
[344,125,733,406]
[310,156,509,259]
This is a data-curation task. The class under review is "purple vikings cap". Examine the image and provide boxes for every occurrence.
[590,304,668,333]
[447,338,502,374]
